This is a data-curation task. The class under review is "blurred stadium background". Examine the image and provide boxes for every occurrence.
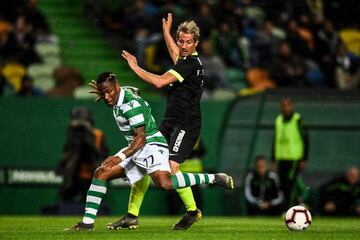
[0,0,359,219]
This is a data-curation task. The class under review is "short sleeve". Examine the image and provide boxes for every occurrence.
[168,59,195,82]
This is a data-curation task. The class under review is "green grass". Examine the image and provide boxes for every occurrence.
[0,216,359,240]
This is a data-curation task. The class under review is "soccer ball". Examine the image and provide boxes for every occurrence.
[285,205,312,231]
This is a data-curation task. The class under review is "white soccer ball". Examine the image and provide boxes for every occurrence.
[285,205,312,231]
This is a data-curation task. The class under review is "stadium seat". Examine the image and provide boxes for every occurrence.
[1,62,26,91]
[35,42,61,59]
[33,75,55,92]
[73,85,93,99]
[212,89,236,100]
[226,68,247,90]
[43,55,62,68]
[28,64,55,91]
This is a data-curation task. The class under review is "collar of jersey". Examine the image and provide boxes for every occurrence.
[178,51,198,60]
[115,88,125,107]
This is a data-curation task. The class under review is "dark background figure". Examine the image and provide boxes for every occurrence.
[17,74,44,96]
[334,43,360,90]
[269,41,307,87]
[166,138,206,215]
[319,166,360,216]
[47,65,84,97]
[199,39,229,93]
[245,155,284,215]
[272,98,309,211]
[55,106,108,203]
[20,0,50,40]
[1,14,41,66]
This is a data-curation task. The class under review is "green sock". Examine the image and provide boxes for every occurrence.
[82,178,107,224]
[175,170,197,212]
[128,175,150,216]
[171,172,215,189]
[176,187,197,211]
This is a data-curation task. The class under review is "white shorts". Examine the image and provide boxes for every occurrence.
[119,143,170,184]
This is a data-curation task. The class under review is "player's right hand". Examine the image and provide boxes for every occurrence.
[88,80,102,102]
[162,13,172,33]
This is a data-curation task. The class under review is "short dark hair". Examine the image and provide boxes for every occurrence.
[96,72,117,84]
[254,155,266,162]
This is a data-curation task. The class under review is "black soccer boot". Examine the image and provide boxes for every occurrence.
[106,215,139,230]
[172,208,202,230]
[64,222,94,231]
[214,173,234,190]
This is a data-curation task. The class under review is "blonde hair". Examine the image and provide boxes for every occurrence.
[176,20,200,42]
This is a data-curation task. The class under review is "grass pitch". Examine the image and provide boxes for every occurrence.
[0,216,359,240]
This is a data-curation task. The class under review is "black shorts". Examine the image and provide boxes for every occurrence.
[159,121,200,164]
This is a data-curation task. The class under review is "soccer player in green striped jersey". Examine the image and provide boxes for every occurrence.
[66,72,233,231]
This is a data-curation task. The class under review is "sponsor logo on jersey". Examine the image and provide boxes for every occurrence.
[173,130,186,152]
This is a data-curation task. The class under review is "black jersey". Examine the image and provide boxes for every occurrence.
[164,52,204,127]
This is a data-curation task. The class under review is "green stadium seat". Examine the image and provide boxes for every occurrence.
[33,76,55,92]
[212,89,236,100]
[73,85,93,100]
[226,68,247,90]
[28,63,53,79]
[35,43,60,59]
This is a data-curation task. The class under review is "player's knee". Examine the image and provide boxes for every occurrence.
[169,161,180,175]
[157,179,173,191]
[94,166,109,180]
[170,167,179,175]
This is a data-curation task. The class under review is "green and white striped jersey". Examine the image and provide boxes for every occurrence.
[113,88,167,146]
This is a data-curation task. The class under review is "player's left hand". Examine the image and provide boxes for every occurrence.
[121,50,138,71]
[88,80,102,102]
[101,156,121,170]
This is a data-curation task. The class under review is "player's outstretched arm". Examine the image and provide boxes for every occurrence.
[162,13,179,64]
[122,50,177,88]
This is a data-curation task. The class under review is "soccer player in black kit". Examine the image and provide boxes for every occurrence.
[109,13,228,230]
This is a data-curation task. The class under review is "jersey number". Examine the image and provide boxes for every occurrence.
[143,155,154,168]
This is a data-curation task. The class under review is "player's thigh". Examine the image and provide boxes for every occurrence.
[167,126,200,164]
[108,165,126,181]
[150,170,172,190]
[96,165,126,181]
